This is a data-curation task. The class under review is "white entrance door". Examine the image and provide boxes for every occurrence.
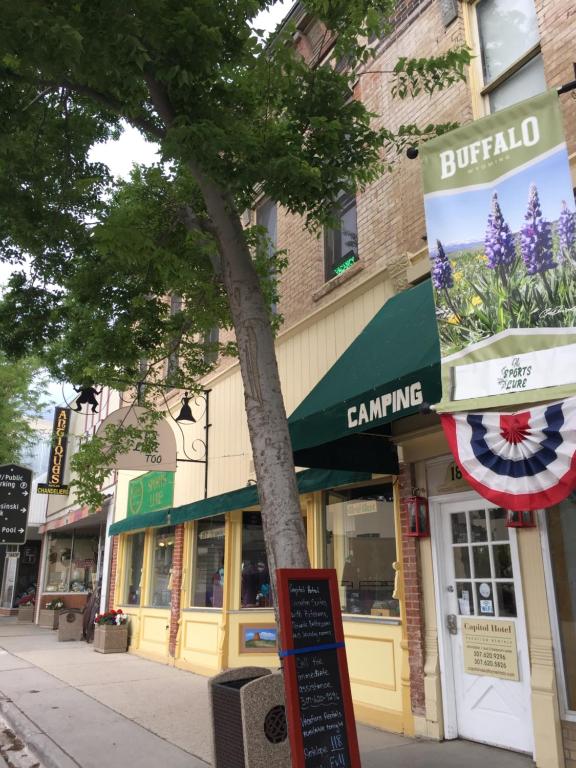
[433,496,533,754]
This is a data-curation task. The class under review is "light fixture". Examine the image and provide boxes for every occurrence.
[505,510,536,528]
[405,496,430,537]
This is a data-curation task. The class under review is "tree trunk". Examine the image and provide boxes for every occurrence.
[191,170,311,599]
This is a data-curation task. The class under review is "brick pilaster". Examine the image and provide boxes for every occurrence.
[398,462,426,716]
[168,524,185,657]
[107,536,119,611]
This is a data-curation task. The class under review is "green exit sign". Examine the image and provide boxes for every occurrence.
[128,471,174,517]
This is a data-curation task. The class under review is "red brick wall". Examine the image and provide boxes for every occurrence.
[107,536,119,611]
[168,524,185,657]
[398,462,426,716]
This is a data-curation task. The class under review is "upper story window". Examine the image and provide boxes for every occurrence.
[167,293,182,379]
[324,192,359,282]
[474,0,546,112]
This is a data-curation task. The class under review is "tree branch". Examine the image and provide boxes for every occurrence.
[1,66,165,141]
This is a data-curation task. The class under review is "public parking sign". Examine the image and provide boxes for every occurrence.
[0,465,32,544]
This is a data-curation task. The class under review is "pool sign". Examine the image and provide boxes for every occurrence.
[0,465,32,544]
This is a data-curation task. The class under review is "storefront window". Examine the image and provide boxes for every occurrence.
[150,526,175,608]
[123,532,145,605]
[547,498,576,710]
[68,532,99,592]
[325,485,399,617]
[45,533,73,592]
[45,530,99,593]
[241,512,271,608]
[192,515,225,607]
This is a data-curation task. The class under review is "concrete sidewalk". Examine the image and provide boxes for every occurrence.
[0,619,533,768]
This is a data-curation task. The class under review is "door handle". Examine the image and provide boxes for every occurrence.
[446,614,458,635]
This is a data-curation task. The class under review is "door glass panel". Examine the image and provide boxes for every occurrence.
[454,547,471,578]
[497,582,518,617]
[476,582,495,616]
[489,508,509,542]
[451,513,468,544]
[470,509,488,542]
[493,544,513,578]
[450,506,519,617]
[457,582,473,616]
[473,545,491,578]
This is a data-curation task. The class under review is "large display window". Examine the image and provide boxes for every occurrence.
[45,530,99,593]
[149,526,175,608]
[123,532,145,605]
[240,512,271,608]
[191,515,225,607]
[324,484,399,617]
[546,498,576,712]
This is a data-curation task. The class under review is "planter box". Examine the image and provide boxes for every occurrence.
[38,608,60,630]
[94,624,128,654]
[17,605,34,623]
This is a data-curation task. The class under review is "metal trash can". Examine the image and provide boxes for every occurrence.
[58,609,84,642]
[209,668,290,768]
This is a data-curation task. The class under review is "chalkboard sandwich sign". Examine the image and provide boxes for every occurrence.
[276,568,361,768]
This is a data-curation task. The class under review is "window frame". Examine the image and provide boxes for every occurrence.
[323,192,359,282]
[464,0,545,117]
[43,529,101,595]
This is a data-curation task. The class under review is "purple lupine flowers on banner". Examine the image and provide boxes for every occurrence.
[558,200,576,263]
[421,89,576,412]
[521,183,555,275]
[485,193,515,270]
[432,239,453,290]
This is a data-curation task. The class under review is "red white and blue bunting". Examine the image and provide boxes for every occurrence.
[441,398,576,511]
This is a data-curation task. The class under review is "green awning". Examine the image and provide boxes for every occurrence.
[288,280,441,473]
[109,469,371,534]
[109,508,170,536]
[170,468,371,525]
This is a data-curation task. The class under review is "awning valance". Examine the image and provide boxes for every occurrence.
[288,281,441,472]
[109,508,170,536]
[109,468,371,534]
[170,468,371,525]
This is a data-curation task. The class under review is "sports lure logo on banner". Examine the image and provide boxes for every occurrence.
[421,90,576,413]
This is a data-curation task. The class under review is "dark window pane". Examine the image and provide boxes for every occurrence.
[489,508,509,542]
[497,583,517,618]
[493,544,513,578]
[324,193,358,281]
[453,547,471,578]
[476,581,495,616]
[150,526,175,607]
[470,509,488,542]
[451,512,468,544]
[473,545,491,578]
[192,515,225,607]
[241,513,271,608]
[457,582,473,616]
[124,532,145,605]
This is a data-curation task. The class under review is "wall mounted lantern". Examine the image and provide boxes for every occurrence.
[406,496,430,538]
[505,510,536,529]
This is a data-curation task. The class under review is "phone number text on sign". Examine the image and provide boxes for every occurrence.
[462,618,519,681]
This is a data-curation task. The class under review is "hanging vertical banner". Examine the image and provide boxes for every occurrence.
[421,90,576,412]
[37,407,71,496]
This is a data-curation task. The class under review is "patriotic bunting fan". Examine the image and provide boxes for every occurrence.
[441,397,576,511]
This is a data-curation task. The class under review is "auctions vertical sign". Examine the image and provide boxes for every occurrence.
[37,407,71,496]
[421,90,576,411]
